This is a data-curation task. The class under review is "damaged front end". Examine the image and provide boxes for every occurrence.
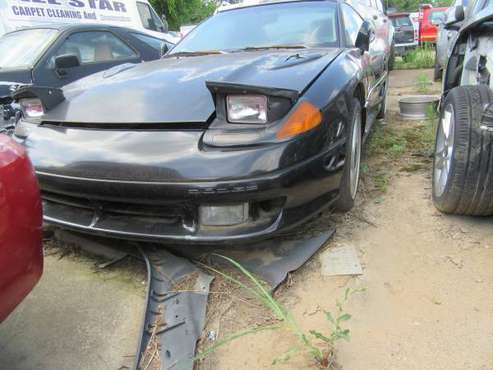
[12,78,345,244]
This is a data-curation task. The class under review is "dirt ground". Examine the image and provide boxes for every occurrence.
[2,69,492,370]
[197,69,493,370]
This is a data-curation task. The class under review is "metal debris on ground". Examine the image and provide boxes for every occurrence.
[135,247,213,370]
[168,228,335,289]
[320,244,363,276]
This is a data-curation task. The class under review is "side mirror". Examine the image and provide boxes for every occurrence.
[355,21,372,53]
[445,5,465,29]
[160,42,169,57]
[55,54,80,70]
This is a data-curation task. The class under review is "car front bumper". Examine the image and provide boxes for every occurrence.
[39,146,343,244]
[17,119,347,244]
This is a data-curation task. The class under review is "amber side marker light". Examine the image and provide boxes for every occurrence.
[276,101,322,140]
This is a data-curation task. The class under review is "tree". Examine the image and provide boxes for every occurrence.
[386,0,452,11]
[150,0,217,30]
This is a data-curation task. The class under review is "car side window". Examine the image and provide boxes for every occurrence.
[374,0,384,12]
[131,33,171,52]
[51,31,137,67]
[341,4,364,47]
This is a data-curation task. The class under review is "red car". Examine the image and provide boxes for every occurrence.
[0,134,43,323]
[418,4,448,43]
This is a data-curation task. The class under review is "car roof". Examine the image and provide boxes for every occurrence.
[217,0,338,12]
[5,23,141,35]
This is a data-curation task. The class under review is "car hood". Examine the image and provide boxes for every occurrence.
[44,48,342,124]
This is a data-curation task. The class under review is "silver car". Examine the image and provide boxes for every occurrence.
[435,0,470,80]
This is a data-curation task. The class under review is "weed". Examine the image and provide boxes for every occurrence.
[395,46,435,70]
[194,255,363,369]
[372,171,390,192]
[367,124,407,159]
[416,73,432,94]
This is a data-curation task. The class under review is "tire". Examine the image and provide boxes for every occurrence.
[376,74,389,120]
[334,98,362,212]
[388,42,395,71]
[433,49,442,82]
[432,85,493,215]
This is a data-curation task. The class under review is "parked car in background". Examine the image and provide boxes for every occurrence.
[0,23,172,121]
[0,134,42,323]
[418,4,447,43]
[432,0,493,215]
[0,0,178,44]
[13,0,389,244]
[388,12,417,54]
[434,0,469,80]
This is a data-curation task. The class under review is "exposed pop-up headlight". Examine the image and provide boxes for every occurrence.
[227,95,267,124]
[19,98,44,118]
[199,203,249,226]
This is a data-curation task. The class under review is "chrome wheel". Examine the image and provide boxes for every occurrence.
[434,104,455,197]
[350,112,362,199]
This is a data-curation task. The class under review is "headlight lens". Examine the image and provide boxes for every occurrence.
[227,95,267,124]
[19,98,44,118]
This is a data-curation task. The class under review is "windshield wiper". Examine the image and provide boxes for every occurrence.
[166,50,226,57]
[231,45,307,52]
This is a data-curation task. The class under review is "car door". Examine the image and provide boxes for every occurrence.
[340,3,376,132]
[33,29,142,88]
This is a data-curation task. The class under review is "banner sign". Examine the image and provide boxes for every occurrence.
[4,0,134,25]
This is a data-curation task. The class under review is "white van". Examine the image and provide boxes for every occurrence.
[0,0,179,43]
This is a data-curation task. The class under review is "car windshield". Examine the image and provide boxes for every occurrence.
[171,1,339,54]
[429,10,446,25]
[0,28,58,69]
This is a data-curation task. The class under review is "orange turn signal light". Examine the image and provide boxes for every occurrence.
[276,101,322,140]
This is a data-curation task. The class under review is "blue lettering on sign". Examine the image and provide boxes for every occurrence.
[13,0,128,12]
[68,0,85,7]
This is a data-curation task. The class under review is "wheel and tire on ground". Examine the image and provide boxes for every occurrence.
[388,42,395,71]
[432,85,493,215]
[376,74,389,120]
[334,98,362,212]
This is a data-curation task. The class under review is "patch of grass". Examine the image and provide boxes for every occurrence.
[368,113,437,160]
[364,112,439,193]
[395,46,435,70]
[367,124,407,159]
[372,171,390,192]
[416,73,432,94]
[194,255,364,369]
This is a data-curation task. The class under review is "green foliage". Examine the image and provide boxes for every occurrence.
[150,0,216,30]
[194,255,364,369]
[387,0,452,12]
[395,46,435,70]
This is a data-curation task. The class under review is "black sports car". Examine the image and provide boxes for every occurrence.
[0,23,173,121]
[13,0,390,244]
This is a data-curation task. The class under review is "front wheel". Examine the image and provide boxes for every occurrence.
[432,85,493,215]
[334,98,362,212]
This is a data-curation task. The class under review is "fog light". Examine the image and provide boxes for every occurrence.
[199,203,249,226]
